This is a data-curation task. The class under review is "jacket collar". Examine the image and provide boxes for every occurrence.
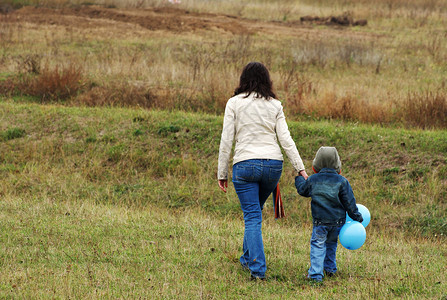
[318,168,338,174]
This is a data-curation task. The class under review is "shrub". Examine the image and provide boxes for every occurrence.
[399,91,447,129]
[0,77,17,96]
[22,63,85,102]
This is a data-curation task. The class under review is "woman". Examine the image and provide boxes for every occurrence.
[217,62,308,280]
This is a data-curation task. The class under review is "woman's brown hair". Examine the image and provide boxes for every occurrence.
[234,62,276,99]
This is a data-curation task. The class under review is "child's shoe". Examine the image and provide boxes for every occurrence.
[250,274,266,281]
[307,274,323,283]
[308,278,323,286]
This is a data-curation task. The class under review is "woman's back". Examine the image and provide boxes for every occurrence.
[229,93,283,165]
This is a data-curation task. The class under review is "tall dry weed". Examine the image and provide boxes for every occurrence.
[23,63,85,102]
[299,89,447,128]
[399,91,447,129]
[199,71,232,113]
[302,92,394,124]
[15,54,42,75]
[282,75,314,115]
[0,77,16,95]
[310,92,355,120]
[0,61,86,101]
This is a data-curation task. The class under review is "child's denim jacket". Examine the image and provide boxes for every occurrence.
[295,168,363,226]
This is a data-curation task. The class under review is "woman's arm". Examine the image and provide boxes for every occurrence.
[276,105,307,178]
[217,99,236,188]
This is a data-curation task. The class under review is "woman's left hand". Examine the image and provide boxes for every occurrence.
[218,179,228,193]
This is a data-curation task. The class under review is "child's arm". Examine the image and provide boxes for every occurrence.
[295,176,311,197]
[339,178,363,223]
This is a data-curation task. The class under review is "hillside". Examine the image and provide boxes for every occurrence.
[1,100,446,234]
[0,100,446,298]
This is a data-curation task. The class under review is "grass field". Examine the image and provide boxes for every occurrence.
[0,101,446,298]
[0,0,446,298]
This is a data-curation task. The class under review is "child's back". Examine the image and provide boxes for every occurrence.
[296,168,362,225]
[295,146,362,282]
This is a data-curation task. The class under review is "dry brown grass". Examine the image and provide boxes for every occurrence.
[1,62,86,102]
[3,51,445,128]
[26,63,84,101]
[1,1,446,129]
[282,74,315,116]
[399,91,447,129]
[292,89,447,129]
[299,92,393,124]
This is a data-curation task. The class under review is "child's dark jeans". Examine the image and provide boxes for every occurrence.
[308,225,342,281]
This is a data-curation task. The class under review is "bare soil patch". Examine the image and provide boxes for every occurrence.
[3,5,376,40]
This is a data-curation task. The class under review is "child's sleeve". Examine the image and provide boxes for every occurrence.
[295,176,311,197]
[339,179,363,223]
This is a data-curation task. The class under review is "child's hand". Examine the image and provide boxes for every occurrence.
[295,175,310,197]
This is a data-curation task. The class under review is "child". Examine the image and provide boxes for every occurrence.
[295,146,363,282]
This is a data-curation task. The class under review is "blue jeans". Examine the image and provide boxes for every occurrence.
[232,159,283,278]
[308,225,342,281]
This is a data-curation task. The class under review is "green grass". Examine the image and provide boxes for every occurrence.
[0,99,446,298]
[1,127,26,141]
[1,197,445,298]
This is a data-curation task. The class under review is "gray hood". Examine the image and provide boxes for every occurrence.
[312,146,341,173]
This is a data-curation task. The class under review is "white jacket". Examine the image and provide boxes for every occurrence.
[217,93,305,180]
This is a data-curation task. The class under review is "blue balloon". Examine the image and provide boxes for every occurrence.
[346,204,371,228]
[339,221,366,250]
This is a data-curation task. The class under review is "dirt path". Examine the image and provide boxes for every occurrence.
[4,5,379,41]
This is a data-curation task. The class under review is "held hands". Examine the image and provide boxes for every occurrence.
[299,170,309,180]
[218,179,228,193]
